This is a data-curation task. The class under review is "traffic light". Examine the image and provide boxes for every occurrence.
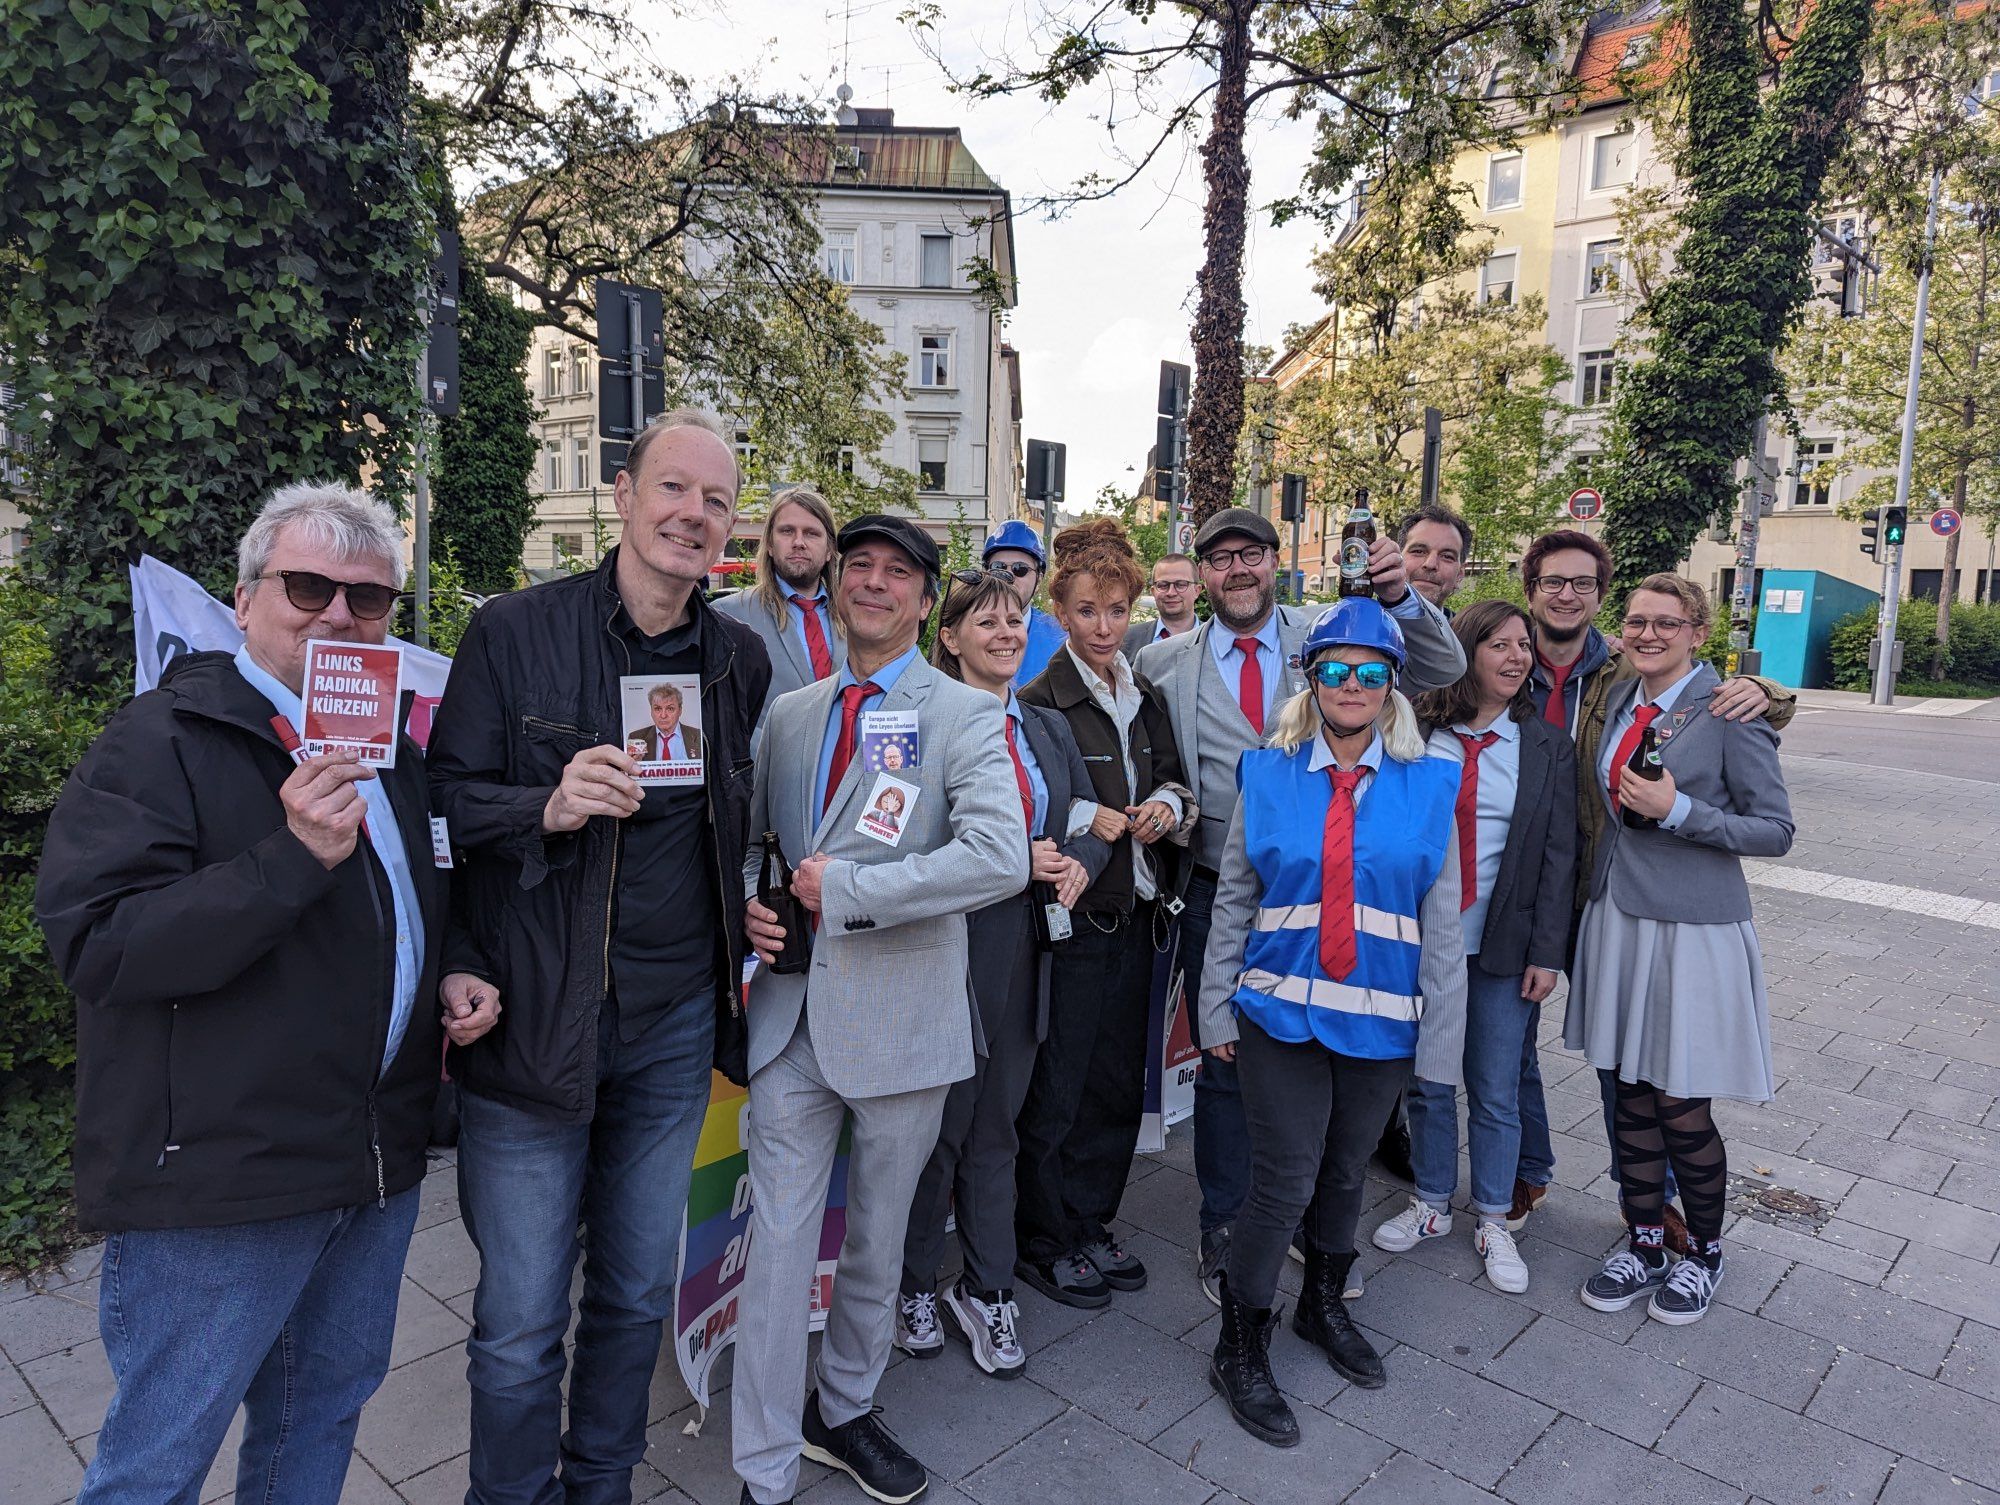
[1883,505,1907,545]
[1861,507,1881,558]
[1280,473,1306,523]
[1862,505,1909,558]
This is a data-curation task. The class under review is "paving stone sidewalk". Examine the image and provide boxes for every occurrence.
[7,744,2000,1505]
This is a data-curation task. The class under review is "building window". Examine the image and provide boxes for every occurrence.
[1590,129,1635,191]
[1486,153,1523,210]
[836,444,858,475]
[1578,349,1616,407]
[1815,214,1862,267]
[1620,34,1655,68]
[920,233,953,288]
[572,347,591,395]
[823,229,857,284]
[571,437,589,492]
[553,531,584,562]
[917,435,948,491]
[733,426,757,471]
[1585,239,1624,296]
[1480,252,1518,307]
[917,332,953,387]
[543,348,563,399]
[1572,451,1602,482]
[1792,439,1836,507]
[543,438,562,491]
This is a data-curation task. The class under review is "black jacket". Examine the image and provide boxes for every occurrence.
[1425,713,1579,978]
[35,652,448,1233]
[1019,651,1192,918]
[427,551,770,1117]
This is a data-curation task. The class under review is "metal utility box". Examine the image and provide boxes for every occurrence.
[1751,569,1880,688]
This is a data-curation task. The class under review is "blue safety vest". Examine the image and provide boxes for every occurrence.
[1229,744,1458,1059]
[1016,606,1068,686]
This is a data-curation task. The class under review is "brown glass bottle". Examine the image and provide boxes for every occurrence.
[1338,491,1376,598]
[758,831,814,974]
[1620,726,1664,830]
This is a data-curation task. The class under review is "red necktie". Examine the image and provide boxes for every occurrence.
[1234,637,1266,735]
[1540,656,1572,729]
[1318,767,1364,981]
[822,680,880,817]
[1003,718,1036,834]
[790,595,835,682]
[1608,703,1663,805]
[1452,731,1500,911]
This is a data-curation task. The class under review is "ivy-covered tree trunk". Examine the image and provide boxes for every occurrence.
[1187,0,1254,527]
[434,256,539,594]
[0,0,432,690]
[1601,0,1873,593]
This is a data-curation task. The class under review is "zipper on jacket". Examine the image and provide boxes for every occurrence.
[156,1003,180,1168]
[601,612,632,996]
[702,653,742,1022]
[365,1090,386,1208]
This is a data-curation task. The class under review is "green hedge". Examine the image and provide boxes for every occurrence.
[1828,603,2000,693]
[0,579,113,1270]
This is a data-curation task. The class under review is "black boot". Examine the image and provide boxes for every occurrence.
[1294,1250,1386,1389]
[1208,1275,1300,1448]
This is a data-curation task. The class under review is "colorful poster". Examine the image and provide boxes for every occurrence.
[301,640,403,766]
[673,1069,852,1408]
[620,674,705,786]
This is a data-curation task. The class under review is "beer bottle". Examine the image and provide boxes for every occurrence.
[1620,726,1665,830]
[1338,490,1376,599]
[757,831,814,974]
[1029,878,1073,949]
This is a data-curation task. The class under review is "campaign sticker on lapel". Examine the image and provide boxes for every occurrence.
[619,674,705,786]
[429,816,453,869]
[859,709,920,773]
[856,772,920,846]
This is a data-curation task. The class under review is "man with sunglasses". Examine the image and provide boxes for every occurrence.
[1123,553,1202,657]
[1501,529,1793,1247]
[427,409,771,1504]
[1135,507,1466,1304]
[982,519,1067,683]
[37,482,493,1502]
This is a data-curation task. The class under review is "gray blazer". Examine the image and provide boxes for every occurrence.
[712,586,846,731]
[1588,664,1794,924]
[1123,619,1173,660]
[1135,595,1467,812]
[747,656,1030,1097]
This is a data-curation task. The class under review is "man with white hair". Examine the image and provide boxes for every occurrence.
[36,481,500,1501]
[428,409,772,1504]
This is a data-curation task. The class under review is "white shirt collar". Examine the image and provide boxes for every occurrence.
[1306,728,1386,775]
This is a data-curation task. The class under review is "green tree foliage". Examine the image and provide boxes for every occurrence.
[0,0,434,689]
[434,254,539,593]
[1598,0,1875,594]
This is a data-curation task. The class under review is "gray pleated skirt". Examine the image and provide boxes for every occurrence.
[1563,895,1775,1103]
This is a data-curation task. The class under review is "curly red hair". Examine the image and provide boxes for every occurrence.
[1049,518,1145,608]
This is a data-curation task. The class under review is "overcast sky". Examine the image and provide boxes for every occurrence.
[654,0,1334,509]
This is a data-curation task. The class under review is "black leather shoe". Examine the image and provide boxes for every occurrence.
[1372,1106,1415,1184]
[1293,1250,1386,1388]
[800,1391,928,1503]
[1208,1274,1300,1448]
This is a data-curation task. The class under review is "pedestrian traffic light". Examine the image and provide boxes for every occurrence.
[1861,507,1881,558]
[1883,505,1907,545]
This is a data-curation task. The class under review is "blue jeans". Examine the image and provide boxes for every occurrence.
[1410,966,1539,1218]
[80,1187,420,1505]
[1183,870,1251,1235]
[1514,1023,1556,1188]
[458,995,714,1505]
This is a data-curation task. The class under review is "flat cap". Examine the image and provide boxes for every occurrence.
[836,514,942,577]
[1192,507,1280,555]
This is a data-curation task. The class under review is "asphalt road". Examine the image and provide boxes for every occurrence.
[1783,694,2000,784]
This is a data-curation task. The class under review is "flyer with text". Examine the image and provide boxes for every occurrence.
[620,674,705,785]
[301,640,403,766]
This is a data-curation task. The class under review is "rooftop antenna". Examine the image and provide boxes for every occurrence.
[834,0,858,124]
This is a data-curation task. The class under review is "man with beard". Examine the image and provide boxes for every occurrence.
[717,486,847,733]
[1502,529,1793,1248]
[1136,508,1467,1304]
[1396,506,1474,611]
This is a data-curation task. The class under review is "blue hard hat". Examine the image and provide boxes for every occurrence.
[1301,598,1407,674]
[982,519,1046,568]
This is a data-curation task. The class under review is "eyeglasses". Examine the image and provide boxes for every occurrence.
[1202,544,1272,570]
[1621,616,1694,638]
[1530,575,1603,598]
[949,565,1018,589]
[987,561,1037,580]
[1151,577,1195,592]
[1310,661,1394,690]
[255,570,404,620]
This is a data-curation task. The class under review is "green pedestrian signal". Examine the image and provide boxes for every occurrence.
[1883,505,1907,545]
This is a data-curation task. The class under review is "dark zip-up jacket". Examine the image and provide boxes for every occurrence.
[35,652,448,1233]
[427,550,770,1116]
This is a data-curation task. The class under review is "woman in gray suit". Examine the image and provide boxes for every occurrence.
[897,568,1111,1378]
[1567,574,1794,1327]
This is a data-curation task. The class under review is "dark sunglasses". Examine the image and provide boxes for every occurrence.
[256,570,404,621]
[987,561,1037,580]
[949,565,1021,589]
[1310,661,1393,690]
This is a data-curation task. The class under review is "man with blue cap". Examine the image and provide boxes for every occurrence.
[983,520,1067,683]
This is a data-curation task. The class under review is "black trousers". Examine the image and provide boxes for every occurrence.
[1013,901,1156,1265]
[1227,1016,1411,1309]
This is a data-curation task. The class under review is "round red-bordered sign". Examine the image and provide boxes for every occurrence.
[1567,487,1604,522]
[1931,508,1962,537]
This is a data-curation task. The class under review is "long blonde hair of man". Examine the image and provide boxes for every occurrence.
[750,486,840,624]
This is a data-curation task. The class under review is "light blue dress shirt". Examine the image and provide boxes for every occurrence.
[787,587,835,675]
[813,643,923,820]
[1428,717,1522,958]
[1005,691,1049,833]
[1305,727,1385,788]
[1208,610,1283,723]
[1599,662,1703,831]
[234,644,421,1075]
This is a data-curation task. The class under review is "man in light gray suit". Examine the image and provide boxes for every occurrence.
[735,515,1029,1505]
[713,486,846,736]
[1135,507,1466,1305]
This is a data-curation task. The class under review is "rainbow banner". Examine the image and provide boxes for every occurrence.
[673,1070,852,1407]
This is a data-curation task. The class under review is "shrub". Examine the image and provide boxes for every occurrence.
[1827,603,2000,692]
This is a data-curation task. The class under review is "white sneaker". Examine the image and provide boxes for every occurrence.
[944,1281,1026,1377]
[894,1289,942,1358]
[1475,1219,1530,1293]
[1372,1196,1453,1252]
